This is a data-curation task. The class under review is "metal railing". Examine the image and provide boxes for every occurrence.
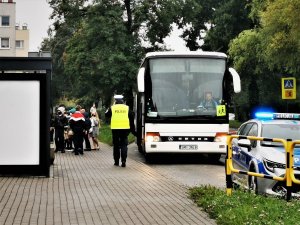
[226,135,300,201]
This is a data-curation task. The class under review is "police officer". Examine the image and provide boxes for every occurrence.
[105,95,136,167]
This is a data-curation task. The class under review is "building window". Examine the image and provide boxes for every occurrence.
[22,23,28,30]
[16,40,24,49]
[1,38,10,48]
[1,16,10,26]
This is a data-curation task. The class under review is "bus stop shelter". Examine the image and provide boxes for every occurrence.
[0,57,51,177]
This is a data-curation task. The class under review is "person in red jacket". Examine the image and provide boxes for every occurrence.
[69,105,86,155]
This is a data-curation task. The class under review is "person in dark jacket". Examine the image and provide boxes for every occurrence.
[54,107,68,153]
[69,105,86,155]
[83,112,92,151]
[105,95,136,167]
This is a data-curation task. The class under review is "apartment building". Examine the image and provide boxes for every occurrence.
[0,0,29,57]
[16,22,29,56]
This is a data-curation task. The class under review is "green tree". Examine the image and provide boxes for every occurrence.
[229,0,300,119]
[46,0,259,109]
[260,0,300,74]
[63,1,142,107]
[44,0,90,105]
[176,0,217,50]
[229,30,262,120]
[202,0,254,53]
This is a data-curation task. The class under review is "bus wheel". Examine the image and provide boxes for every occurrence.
[208,153,221,162]
[145,153,153,163]
[138,144,143,153]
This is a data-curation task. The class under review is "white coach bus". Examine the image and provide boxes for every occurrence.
[135,51,241,161]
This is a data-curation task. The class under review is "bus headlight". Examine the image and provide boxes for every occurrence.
[146,132,161,142]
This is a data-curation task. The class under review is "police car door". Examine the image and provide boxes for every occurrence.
[233,122,257,175]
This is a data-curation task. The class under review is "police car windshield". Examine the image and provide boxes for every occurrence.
[261,124,300,145]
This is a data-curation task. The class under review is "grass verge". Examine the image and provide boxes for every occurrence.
[189,185,300,225]
[99,123,135,146]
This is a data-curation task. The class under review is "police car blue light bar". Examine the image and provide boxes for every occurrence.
[273,113,300,119]
[255,112,274,120]
[255,112,300,120]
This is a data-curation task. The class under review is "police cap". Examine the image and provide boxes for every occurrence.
[114,94,124,99]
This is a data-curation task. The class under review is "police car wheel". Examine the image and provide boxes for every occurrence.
[248,174,258,194]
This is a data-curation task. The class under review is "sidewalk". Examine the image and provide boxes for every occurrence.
[0,143,216,225]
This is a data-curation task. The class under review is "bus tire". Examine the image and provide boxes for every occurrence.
[138,144,143,153]
[208,153,221,162]
[145,153,153,163]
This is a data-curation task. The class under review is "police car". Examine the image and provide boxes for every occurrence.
[232,112,300,196]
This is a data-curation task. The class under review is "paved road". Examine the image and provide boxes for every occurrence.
[128,144,226,188]
[0,143,217,225]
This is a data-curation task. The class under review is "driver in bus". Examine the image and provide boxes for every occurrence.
[197,92,218,110]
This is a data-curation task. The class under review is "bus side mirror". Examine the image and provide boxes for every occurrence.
[229,68,241,93]
[137,68,145,92]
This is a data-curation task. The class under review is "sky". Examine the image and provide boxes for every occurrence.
[15,0,52,52]
[14,0,188,52]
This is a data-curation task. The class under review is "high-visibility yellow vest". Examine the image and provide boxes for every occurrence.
[111,104,130,129]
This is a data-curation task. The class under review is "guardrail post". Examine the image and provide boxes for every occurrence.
[226,135,288,199]
[226,135,233,196]
[286,139,293,201]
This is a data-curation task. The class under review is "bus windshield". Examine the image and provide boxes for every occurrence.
[147,58,226,118]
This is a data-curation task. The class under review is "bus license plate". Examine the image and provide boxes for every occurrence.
[179,145,198,150]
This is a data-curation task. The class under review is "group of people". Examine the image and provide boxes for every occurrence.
[51,95,136,167]
[51,104,101,155]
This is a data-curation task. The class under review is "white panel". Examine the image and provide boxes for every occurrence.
[0,81,40,165]
[145,123,229,133]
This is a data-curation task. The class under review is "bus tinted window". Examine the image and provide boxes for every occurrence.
[148,58,225,117]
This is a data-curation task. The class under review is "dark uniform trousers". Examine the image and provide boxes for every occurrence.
[73,131,84,154]
[55,128,65,151]
[112,129,129,163]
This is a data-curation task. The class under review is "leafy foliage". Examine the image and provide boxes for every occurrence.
[260,0,300,74]
[43,0,300,120]
[228,0,300,120]
[202,0,254,53]
[63,1,142,107]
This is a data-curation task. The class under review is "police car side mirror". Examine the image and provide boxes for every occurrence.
[238,139,251,151]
